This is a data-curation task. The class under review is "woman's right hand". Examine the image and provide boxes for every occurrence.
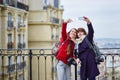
[83,16,91,24]
[75,58,81,65]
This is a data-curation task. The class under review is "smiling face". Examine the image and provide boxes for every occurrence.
[77,28,87,38]
[68,28,77,39]
[78,31,85,38]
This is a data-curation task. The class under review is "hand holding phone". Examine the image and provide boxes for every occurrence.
[78,16,91,24]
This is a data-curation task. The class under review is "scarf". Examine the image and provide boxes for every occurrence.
[76,35,86,44]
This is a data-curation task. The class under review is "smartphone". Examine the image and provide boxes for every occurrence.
[78,17,84,20]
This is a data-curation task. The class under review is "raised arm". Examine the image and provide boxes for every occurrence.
[61,19,72,42]
[83,16,94,42]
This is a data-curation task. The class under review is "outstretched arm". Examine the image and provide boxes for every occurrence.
[61,19,72,42]
[83,16,94,43]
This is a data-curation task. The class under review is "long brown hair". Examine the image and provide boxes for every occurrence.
[66,28,77,55]
[66,43,71,55]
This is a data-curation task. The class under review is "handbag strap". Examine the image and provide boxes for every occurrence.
[85,38,94,49]
[85,38,98,56]
[59,39,67,48]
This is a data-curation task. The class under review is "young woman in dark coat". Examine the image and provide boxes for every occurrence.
[76,16,100,80]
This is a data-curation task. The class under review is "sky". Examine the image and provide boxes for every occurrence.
[61,0,120,39]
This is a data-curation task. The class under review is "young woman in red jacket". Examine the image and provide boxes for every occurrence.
[56,19,78,80]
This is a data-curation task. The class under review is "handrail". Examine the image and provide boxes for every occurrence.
[0,48,120,80]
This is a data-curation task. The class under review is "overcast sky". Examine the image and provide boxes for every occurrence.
[61,0,120,39]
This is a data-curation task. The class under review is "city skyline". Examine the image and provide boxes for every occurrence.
[61,0,120,39]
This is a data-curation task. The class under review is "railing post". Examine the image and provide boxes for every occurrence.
[112,55,115,80]
[23,56,25,80]
[29,50,32,80]
[74,49,77,80]
[15,55,18,80]
[8,56,11,80]
[37,56,40,80]
[44,55,47,80]
[2,55,4,80]
[75,64,77,80]
[51,56,54,80]
[104,56,107,80]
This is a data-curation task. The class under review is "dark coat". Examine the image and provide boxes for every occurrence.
[78,23,100,80]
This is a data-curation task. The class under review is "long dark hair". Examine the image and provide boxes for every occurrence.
[66,28,77,55]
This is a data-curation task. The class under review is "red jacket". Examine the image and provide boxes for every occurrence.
[56,22,75,64]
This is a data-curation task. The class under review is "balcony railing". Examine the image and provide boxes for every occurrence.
[0,0,29,11]
[23,43,26,48]
[17,43,26,49]
[17,1,29,11]
[18,22,25,28]
[17,43,22,49]
[50,17,59,24]
[6,0,15,7]
[7,42,13,49]
[0,48,120,80]
[7,20,14,28]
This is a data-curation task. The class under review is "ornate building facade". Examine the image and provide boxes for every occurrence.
[28,0,63,49]
[28,0,63,80]
[0,0,63,80]
[0,0,29,80]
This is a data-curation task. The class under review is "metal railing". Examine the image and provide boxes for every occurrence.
[0,0,29,11]
[0,48,120,80]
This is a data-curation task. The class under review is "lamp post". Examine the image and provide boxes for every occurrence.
[112,56,115,80]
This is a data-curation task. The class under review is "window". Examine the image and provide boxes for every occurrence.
[8,34,12,42]
[18,15,24,28]
[6,0,15,6]
[23,34,25,48]
[8,13,13,28]
[18,34,20,41]
[7,34,13,49]
[18,15,21,28]
[18,34,22,49]
[44,0,47,5]
[44,0,50,6]
[54,0,59,8]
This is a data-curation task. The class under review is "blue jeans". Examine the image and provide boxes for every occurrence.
[57,60,71,80]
